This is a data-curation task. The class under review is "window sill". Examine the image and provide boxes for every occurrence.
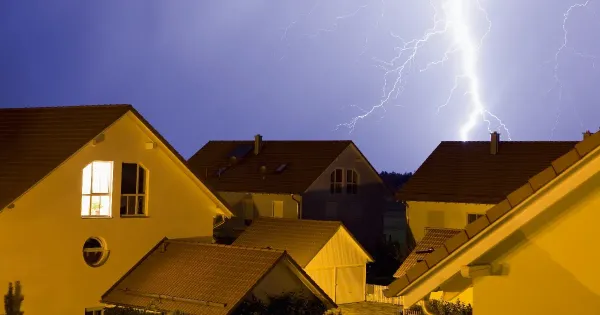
[120,215,149,218]
[81,216,112,219]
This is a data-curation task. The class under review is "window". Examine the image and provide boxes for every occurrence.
[120,163,147,216]
[329,169,343,194]
[467,213,484,224]
[85,308,103,315]
[82,237,109,267]
[346,169,358,194]
[272,201,284,218]
[81,161,113,217]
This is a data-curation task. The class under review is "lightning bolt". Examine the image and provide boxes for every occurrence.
[549,0,596,138]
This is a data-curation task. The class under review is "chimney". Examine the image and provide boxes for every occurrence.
[583,130,592,140]
[490,132,500,155]
[254,134,263,155]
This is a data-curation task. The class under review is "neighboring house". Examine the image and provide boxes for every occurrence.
[101,238,337,314]
[187,135,396,253]
[385,131,600,315]
[0,105,232,315]
[383,201,408,244]
[232,217,373,304]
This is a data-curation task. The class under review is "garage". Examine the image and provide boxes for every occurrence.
[233,218,373,304]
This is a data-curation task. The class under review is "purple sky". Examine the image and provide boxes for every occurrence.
[1,0,598,172]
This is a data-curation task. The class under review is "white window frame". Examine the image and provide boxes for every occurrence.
[120,163,148,217]
[467,213,484,224]
[346,169,358,194]
[81,161,114,218]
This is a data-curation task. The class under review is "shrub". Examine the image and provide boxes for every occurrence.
[234,292,329,315]
[4,281,24,315]
[424,299,472,315]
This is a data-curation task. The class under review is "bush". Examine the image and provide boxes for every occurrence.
[234,292,330,315]
[424,299,472,315]
[4,281,24,315]
[104,307,186,315]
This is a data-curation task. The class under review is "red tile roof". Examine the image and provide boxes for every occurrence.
[397,141,578,204]
[385,131,600,298]
[187,140,353,194]
[393,228,462,278]
[232,217,346,267]
[101,239,336,315]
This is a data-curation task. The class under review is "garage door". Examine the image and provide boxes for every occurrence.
[335,265,365,304]
[306,268,335,301]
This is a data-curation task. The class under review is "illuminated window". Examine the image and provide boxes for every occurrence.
[120,163,147,216]
[330,169,343,194]
[346,169,358,194]
[81,161,113,217]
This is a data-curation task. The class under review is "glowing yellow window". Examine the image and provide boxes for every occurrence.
[81,161,114,217]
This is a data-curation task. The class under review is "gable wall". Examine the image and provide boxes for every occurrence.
[0,113,219,315]
[472,157,600,315]
[306,228,369,270]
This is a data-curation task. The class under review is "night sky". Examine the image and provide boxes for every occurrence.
[1,1,598,173]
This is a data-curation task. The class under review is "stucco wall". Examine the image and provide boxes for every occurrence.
[0,114,220,315]
[472,164,600,314]
[216,192,301,236]
[406,201,492,242]
[302,145,392,253]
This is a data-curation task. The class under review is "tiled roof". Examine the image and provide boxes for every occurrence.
[0,104,131,210]
[385,131,600,297]
[0,104,233,217]
[397,141,578,204]
[187,140,352,194]
[232,217,345,267]
[102,240,287,315]
[393,228,462,278]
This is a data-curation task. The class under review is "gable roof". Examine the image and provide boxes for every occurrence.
[0,104,232,216]
[385,131,600,302]
[187,139,353,194]
[232,217,373,267]
[398,141,578,204]
[393,228,462,278]
[101,239,336,315]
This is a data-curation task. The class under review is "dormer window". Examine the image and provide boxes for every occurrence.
[346,170,358,194]
[81,161,114,217]
[330,169,343,194]
[120,163,147,216]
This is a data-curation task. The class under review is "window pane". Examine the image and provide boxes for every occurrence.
[352,171,357,183]
[120,196,127,215]
[92,162,112,194]
[330,171,335,182]
[81,196,91,216]
[82,164,92,194]
[335,169,343,182]
[90,196,102,216]
[121,163,138,194]
[346,169,352,183]
[137,196,145,215]
[127,196,136,215]
[138,166,146,194]
[99,196,111,216]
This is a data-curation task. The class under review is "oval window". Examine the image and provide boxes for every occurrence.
[82,237,108,267]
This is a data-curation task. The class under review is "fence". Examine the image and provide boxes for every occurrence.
[365,284,403,305]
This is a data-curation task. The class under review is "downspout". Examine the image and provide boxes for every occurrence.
[291,194,301,219]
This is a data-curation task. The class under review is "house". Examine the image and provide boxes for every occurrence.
[232,217,373,304]
[384,130,600,315]
[0,105,233,315]
[101,238,337,314]
[187,135,397,253]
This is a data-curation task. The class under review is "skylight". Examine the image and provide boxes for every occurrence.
[215,167,227,176]
[275,163,287,173]
[228,144,253,160]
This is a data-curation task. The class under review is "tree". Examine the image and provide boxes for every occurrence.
[379,171,413,191]
[234,292,331,315]
[4,281,24,315]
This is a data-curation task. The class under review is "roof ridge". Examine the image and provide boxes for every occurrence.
[254,217,342,224]
[166,239,286,253]
[0,104,132,111]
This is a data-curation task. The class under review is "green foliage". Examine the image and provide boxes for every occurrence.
[104,307,150,315]
[4,281,24,315]
[423,299,473,315]
[234,292,329,315]
[379,171,413,191]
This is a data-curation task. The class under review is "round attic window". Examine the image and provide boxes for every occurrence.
[82,237,109,267]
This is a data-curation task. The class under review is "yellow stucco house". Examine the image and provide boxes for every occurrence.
[187,136,396,254]
[0,104,232,315]
[385,130,600,314]
[232,217,373,304]
[101,238,337,314]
